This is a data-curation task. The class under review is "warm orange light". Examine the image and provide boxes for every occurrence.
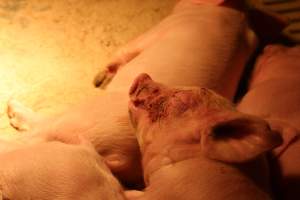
[0,0,172,140]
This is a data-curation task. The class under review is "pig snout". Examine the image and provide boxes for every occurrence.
[129,73,162,113]
[129,73,158,128]
[129,73,153,96]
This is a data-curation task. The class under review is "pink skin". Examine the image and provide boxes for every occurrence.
[128,73,282,200]
[237,45,300,200]
[6,94,143,187]
[6,0,257,188]
[0,138,125,200]
[95,0,257,100]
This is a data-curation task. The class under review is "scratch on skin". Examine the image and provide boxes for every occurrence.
[149,96,169,123]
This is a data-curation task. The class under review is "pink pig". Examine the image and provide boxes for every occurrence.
[127,73,282,200]
[238,45,300,199]
[0,137,125,200]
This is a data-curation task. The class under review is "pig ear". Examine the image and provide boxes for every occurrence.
[202,116,282,163]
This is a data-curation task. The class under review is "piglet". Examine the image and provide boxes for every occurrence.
[127,73,282,200]
[237,45,300,199]
[0,137,125,200]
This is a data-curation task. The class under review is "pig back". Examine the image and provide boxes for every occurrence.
[238,45,300,130]
[107,5,257,100]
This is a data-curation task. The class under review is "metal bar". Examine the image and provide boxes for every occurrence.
[275,6,300,14]
[263,0,296,6]
[290,18,300,22]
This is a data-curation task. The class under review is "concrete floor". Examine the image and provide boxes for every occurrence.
[0,0,175,138]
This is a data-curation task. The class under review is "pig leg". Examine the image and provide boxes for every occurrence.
[7,99,47,131]
[237,45,300,200]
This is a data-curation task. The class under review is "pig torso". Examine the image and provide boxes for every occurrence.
[238,45,300,128]
[237,45,300,199]
[106,3,257,100]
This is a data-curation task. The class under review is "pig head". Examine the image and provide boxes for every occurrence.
[128,73,282,199]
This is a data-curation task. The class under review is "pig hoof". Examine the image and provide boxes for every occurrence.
[7,99,43,131]
[93,69,115,88]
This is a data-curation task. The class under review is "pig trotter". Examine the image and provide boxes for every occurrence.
[93,69,115,88]
[7,99,44,131]
[94,62,120,88]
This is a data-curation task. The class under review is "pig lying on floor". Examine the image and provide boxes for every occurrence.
[94,0,257,100]
[0,137,125,200]
[6,0,258,187]
[238,45,300,200]
[127,73,282,200]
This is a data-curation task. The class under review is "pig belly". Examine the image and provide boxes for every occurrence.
[107,5,256,100]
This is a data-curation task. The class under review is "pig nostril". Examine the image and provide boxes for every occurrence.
[130,73,153,95]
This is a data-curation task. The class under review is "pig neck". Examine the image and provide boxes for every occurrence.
[142,155,271,200]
